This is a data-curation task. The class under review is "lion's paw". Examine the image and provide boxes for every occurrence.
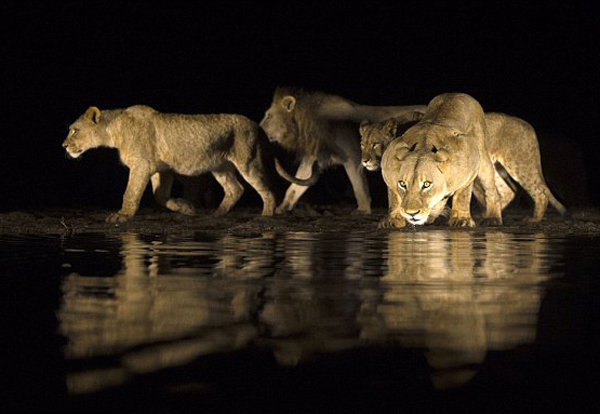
[377,217,394,229]
[448,215,475,227]
[106,212,132,223]
[212,206,231,216]
[166,198,195,215]
[275,204,292,215]
[378,216,406,229]
[481,217,503,226]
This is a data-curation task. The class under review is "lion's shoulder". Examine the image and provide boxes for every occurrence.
[424,93,485,132]
[124,105,158,117]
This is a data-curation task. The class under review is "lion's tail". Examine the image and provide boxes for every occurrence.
[275,158,320,186]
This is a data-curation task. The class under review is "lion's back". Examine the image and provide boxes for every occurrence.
[485,112,539,161]
[129,110,258,175]
[425,93,486,130]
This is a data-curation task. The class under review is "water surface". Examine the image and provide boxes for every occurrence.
[1,230,598,412]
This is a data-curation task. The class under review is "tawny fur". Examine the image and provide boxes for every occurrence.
[259,87,426,214]
[361,112,566,223]
[380,93,503,228]
[63,105,316,222]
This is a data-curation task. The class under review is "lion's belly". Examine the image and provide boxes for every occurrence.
[155,128,232,177]
[163,153,227,177]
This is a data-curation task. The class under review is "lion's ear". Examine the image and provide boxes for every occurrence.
[383,119,398,139]
[412,111,424,121]
[450,128,463,138]
[84,106,101,124]
[433,146,451,162]
[281,96,296,112]
[359,120,371,136]
[395,144,411,162]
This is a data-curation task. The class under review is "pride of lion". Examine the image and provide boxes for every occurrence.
[63,89,566,226]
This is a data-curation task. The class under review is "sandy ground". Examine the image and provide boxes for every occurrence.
[2,205,600,238]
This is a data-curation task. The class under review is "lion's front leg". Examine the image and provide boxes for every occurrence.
[378,190,406,228]
[448,184,476,227]
[106,166,152,223]
[343,159,371,215]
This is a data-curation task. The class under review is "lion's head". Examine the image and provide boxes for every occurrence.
[259,89,301,152]
[381,125,466,225]
[359,117,422,171]
[62,106,106,159]
[359,119,401,171]
[259,88,343,160]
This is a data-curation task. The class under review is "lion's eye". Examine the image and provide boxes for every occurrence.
[398,180,407,189]
[360,144,365,150]
[70,128,78,136]
[422,181,431,189]
[373,143,381,149]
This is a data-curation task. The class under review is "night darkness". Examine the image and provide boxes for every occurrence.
[1,1,598,212]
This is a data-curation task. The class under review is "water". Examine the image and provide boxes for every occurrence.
[1,230,599,412]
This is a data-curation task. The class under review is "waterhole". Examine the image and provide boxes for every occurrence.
[1,230,598,412]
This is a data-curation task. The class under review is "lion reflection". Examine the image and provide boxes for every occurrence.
[257,232,370,366]
[58,232,270,394]
[58,230,561,394]
[359,230,559,389]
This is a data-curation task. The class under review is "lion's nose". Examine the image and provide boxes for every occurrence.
[62,142,68,148]
[407,210,421,217]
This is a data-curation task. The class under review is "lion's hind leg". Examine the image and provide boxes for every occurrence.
[151,172,195,215]
[500,163,549,222]
[234,159,276,216]
[212,164,245,215]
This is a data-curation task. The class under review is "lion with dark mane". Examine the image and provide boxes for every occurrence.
[259,87,426,214]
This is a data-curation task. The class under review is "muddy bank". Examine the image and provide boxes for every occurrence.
[2,205,600,238]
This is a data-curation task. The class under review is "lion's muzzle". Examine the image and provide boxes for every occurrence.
[361,159,380,171]
[402,209,429,226]
[63,141,83,159]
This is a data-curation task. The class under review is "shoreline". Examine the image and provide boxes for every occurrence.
[2,206,600,238]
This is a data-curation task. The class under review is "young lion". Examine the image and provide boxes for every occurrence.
[63,105,318,223]
[259,87,426,214]
[361,111,566,223]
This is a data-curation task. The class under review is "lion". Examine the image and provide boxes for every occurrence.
[62,105,318,223]
[259,87,426,214]
[362,111,566,224]
[359,117,420,172]
[380,92,503,228]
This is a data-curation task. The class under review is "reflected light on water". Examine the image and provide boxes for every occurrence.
[362,231,559,389]
[57,229,564,394]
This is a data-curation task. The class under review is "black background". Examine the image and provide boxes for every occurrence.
[1,1,598,211]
